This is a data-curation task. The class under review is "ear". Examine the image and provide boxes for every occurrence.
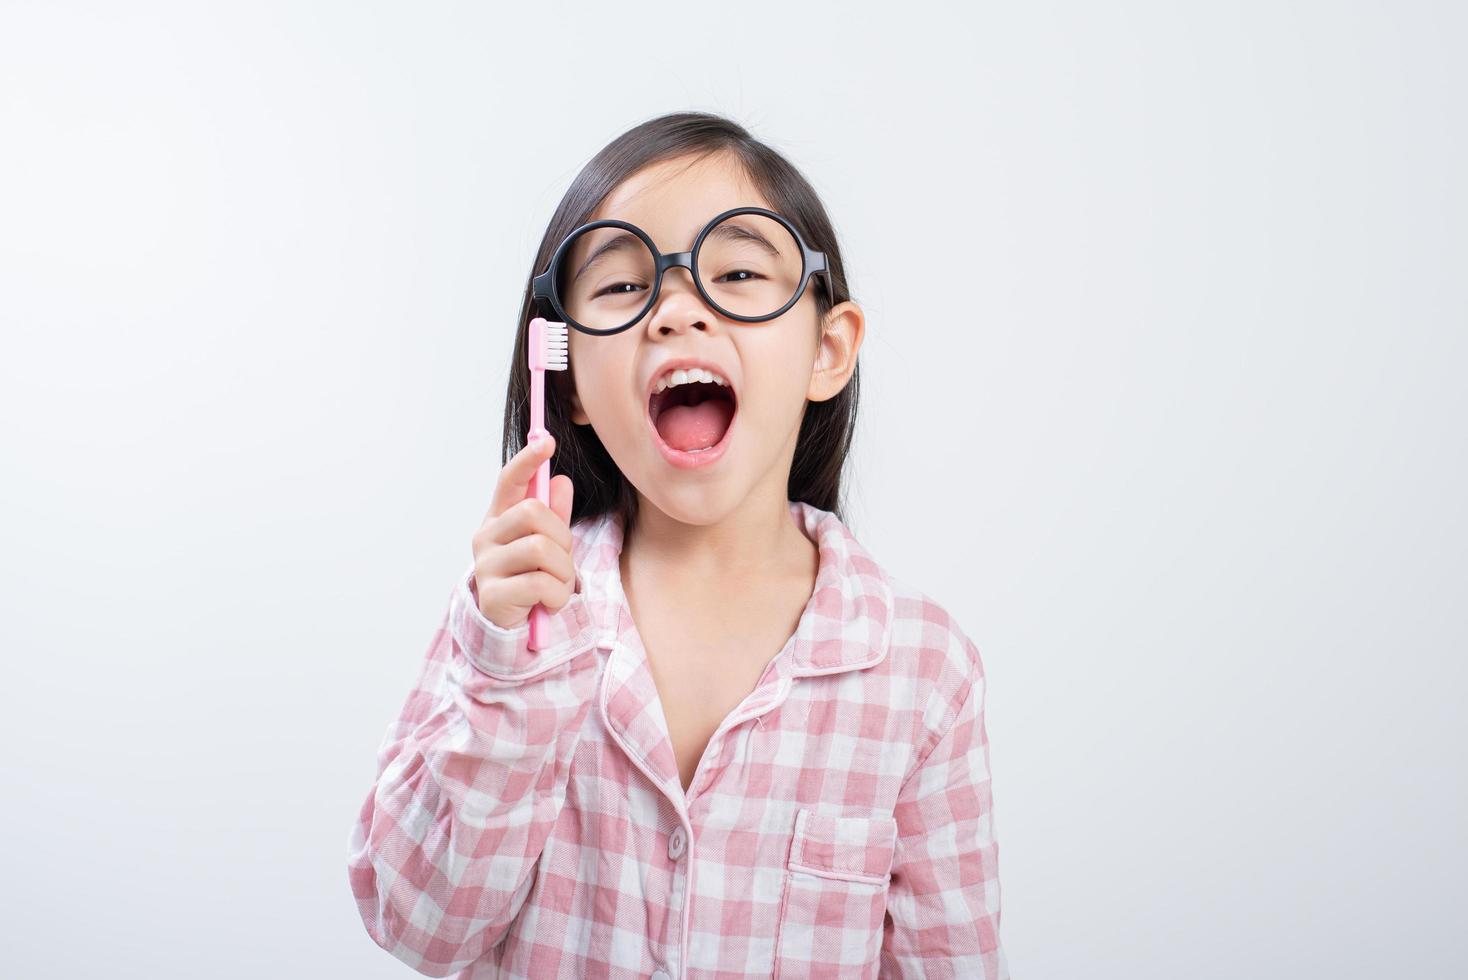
[807,300,865,403]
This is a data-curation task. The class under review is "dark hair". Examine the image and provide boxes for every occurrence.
[500,111,859,538]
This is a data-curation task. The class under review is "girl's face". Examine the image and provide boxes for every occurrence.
[558,150,861,527]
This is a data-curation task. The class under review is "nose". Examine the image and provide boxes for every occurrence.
[645,264,716,338]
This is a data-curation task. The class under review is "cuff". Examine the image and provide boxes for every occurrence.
[448,562,599,682]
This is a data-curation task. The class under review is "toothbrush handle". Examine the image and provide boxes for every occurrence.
[527,365,550,650]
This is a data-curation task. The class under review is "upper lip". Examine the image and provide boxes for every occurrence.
[645,356,739,405]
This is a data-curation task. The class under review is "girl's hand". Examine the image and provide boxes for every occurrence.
[471,434,577,632]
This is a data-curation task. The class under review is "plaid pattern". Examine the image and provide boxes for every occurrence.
[348,500,1009,979]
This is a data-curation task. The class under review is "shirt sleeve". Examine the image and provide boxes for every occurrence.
[346,563,602,977]
[880,637,1011,979]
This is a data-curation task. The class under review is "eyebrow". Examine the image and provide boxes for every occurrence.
[705,220,782,257]
[572,232,644,282]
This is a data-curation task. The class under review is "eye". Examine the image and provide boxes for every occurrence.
[715,269,764,283]
[594,281,646,298]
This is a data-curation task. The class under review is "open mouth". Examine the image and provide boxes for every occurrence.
[647,380,738,456]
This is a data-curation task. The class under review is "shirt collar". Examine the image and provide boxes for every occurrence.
[572,499,894,675]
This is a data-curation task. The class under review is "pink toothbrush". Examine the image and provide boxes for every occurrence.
[526,316,569,651]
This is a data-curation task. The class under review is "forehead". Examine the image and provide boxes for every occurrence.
[589,151,775,251]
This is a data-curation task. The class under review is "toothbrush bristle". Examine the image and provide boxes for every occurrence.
[543,322,569,370]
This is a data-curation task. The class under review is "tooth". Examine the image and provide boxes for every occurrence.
[672,369,689,386]
[655,377,669,393]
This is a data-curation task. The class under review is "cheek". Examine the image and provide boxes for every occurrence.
[740,365,815,434]
[565,337,638,419]
[576,374,631,423]
[744,331,819,408]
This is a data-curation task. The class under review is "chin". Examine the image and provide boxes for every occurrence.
[636,488,745,527]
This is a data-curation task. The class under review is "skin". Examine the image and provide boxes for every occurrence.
[552,149,866,791]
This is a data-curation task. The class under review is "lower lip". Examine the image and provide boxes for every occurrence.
[645,396,738,470]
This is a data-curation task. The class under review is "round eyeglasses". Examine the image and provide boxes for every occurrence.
[530,206,834,336]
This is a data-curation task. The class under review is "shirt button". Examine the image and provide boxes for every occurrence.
[650,970,671,980]
[667,826,687,861]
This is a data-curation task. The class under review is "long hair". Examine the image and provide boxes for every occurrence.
[502,111,859,538]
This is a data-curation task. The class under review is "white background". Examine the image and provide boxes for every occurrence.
[2,1,1463,977]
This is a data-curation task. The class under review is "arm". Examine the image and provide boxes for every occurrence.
[880,637,1011,979]
[347,563,600,976]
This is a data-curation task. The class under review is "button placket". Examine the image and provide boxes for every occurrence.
[662,823,691,979]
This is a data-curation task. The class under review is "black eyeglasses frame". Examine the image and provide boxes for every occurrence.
[530,205,835,336]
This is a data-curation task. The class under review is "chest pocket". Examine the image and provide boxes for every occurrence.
[773,807,899,979]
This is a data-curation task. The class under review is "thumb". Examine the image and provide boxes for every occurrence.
[548,473,575,526]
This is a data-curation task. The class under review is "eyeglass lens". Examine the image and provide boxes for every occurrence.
[556,213,805,332]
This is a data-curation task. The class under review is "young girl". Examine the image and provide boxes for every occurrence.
[347,111,1010,980]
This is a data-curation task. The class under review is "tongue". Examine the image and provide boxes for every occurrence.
[655,400,735,452]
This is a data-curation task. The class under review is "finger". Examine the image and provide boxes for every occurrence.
[539,571,576,612]
[481,569,573,622]
[549,473,574,527]
[483,533,576,587]
[479,495,572,554]
[484,434,556,523]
